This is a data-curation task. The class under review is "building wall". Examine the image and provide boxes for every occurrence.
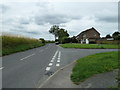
[76,28,100,44]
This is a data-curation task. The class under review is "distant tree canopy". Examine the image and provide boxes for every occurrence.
[71,36,78,43]
[105,34,112,38]
[49,25,59,40]
[39,38,45,44]
[49,25,69,43]
[112,31,120,40]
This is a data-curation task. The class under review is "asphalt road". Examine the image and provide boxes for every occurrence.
[2,44,118,88]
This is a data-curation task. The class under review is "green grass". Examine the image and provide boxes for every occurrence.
[71,51,119,84]
[60,43,119,49]
[1,35,45,56]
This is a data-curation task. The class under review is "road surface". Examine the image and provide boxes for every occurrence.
[2,44,118,88]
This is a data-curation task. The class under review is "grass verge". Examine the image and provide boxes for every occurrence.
[1,35,45,56]
[60,43,119,49]
[71,51,119,84]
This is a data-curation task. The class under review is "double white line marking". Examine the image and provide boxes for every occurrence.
[45,50,61,71]
[56,51,61,66]
[50,51,58,63]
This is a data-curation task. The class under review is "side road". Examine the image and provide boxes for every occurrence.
[40,61,118,88]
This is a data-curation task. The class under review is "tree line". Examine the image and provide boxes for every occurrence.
[49,25,78,44]
[105,32,120,40]
[39,25,120,44]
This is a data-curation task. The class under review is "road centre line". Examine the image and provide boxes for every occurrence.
[57,57,60,60]
[50,50,58,62]
[49,63,53,66]
[20,53,35,60]
[57,51,61,63]
[0,67,4,70]
[57,60,60,62]
[56,64,60,67]
[46,67,51,71]
[50,60,54,62]
[58,51,61,58]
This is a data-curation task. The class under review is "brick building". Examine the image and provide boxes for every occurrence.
[76,27,100,44]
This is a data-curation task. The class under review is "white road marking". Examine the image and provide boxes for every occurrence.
[46,67,51,71]
[56,64,60,67]
[57,60,60,62]
[50,60,54,62]
[49,63,53,66]
[58,57,60,60]
[53,51,58,57]
[50,50,58,62]
[58,51,61,58]
[52,57,55,60]
[0,67,4,70]
[20,53,35,60]
[57,51,61,63]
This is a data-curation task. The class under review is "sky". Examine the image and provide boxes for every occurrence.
[0,0,118,40]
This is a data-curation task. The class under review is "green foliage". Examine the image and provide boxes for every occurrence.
[106,34,112,38]
[60,43,119,49]
[71,36,78,43]
[2,35,44,56]
[39,38,45,44]
[45,40,55,43]
[60,37,71,44]
[49,25,59,40]
[49,25,69,42]
[112,32,120,40]
[71,51,119,84]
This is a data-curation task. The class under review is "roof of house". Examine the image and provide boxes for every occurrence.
[77,27,100,37]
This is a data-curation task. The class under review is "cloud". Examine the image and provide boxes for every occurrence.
[0,4,9,13]
[34,14,71,25]
[1,2,118,40]
[95,10,118,23]
[98,16,117,23]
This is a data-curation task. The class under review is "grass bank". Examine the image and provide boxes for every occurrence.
[60,43,119,49]
[71,51,119,84]
[1,35,45,56]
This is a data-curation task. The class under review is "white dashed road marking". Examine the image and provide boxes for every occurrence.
[56,64,60,67]
[20,53,35,60]
[58,51,61,58]
[50,60,54,62]
[45,50,61,71]
[57,60,60,62]
[49,63,53,66]
[0,67,4,70]
[46,67,51,71]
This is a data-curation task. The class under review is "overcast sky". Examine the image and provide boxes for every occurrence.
[0,0,118,40]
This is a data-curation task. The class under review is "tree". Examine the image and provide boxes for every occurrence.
[58,28,69,43]
[39,38,45,44]
[58,28,69,39]
[105,34,112,38]
[49,25,59,40]
[49,25,69,43]
[61,37,71,44]
[112,31,120,40]
[71,36,78,43]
